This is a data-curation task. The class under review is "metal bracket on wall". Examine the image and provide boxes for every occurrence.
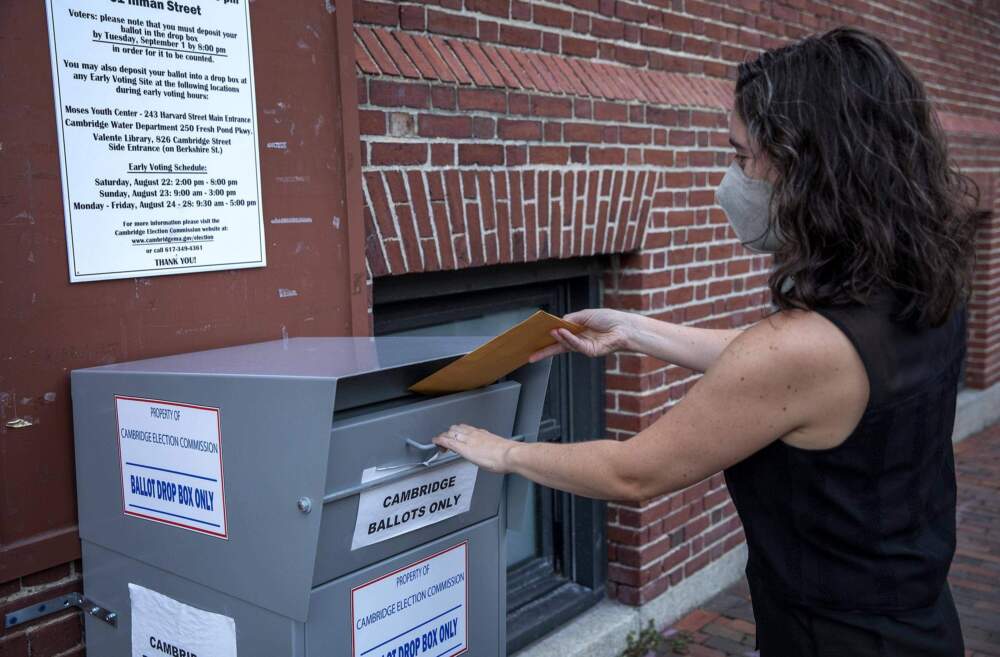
[4,592,117,630]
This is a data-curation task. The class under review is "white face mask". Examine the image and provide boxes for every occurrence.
[715,161,782,253]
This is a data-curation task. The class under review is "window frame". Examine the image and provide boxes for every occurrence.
[373,257,608,653]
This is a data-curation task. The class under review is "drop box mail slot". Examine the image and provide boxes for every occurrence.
[69,337,551,656]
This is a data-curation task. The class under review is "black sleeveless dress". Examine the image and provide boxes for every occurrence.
[724,293,966,656]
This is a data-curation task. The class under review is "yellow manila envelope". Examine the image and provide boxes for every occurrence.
[409,310,587,394]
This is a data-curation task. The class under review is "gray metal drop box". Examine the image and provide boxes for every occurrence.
[70,337,552,657]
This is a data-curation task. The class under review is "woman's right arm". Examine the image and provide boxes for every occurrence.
[529,308,743,373]
[627,314,743,372]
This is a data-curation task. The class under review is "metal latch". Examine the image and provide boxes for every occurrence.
[4,592,117,629]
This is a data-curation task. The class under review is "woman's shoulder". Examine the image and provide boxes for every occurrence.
[731,309,870,448]
[741,308,856,361]
[735,309,869,397]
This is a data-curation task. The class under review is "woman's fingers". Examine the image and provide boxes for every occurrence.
[528,338,568,363]
[556,327,595,355]
[431,424,510,473]
[562,310,591,325]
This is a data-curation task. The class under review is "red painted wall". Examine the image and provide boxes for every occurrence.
[0,1,366,653]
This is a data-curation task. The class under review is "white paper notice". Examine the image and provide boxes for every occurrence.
[352,461,478,550]
[352,543,468,657]
[130,583,237,657]
[116,396,228,539]
[44,0,265,282]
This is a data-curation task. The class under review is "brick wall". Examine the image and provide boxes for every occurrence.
[354,0,1000,607]
[0,563,83,657]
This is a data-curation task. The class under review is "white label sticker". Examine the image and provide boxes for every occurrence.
[352,542,468,657]
[44,0,265,282]
[352,461,478,551]
[130,583,237,657]
[116,396,228,539]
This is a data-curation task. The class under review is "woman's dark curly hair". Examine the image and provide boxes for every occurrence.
[735,26,981,327]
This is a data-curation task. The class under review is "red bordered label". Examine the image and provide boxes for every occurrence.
[115,395,228,539]
[351,542,469,657]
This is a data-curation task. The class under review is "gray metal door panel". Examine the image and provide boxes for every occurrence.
[71,370,335,622]
[306,517,502,657]
[312,383,519,584]
[325,382,521,492]
[81,541,304,657]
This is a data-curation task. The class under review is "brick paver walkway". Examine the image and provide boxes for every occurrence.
[660,420,1000,656]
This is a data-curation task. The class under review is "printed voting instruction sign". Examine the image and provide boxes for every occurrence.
[116,396,228,538]
[352,542,468,657]
[353,461,478,550]
[130,583,237,657]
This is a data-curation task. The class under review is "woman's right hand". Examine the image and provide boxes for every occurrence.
[528,308,636,362]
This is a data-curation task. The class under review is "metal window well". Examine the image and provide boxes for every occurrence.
[69,337,552,657]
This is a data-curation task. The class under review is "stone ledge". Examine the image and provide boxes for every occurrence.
[954,382,1000,443]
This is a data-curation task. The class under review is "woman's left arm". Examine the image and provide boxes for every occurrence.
[434,311,858,502]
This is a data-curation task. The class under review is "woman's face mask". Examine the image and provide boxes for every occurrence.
[715,161,782,253]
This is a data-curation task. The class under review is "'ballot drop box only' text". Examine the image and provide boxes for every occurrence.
[70,337,552,657]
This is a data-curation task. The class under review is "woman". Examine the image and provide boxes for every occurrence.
[433,27,980,656]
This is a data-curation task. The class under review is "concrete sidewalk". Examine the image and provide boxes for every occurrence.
[660,420,1000,657]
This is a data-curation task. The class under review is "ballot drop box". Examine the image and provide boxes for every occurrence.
[69,337,552,657]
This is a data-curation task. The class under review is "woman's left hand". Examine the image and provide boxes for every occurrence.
[432,424,514,474]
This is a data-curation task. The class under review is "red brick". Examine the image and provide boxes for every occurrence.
[495,48,534,89]
[430,85,456,110]
[400,5,425,30]
[410,34,454,81]
[478,19,499,42]
[407,171,432,239]
[358,110,385,136]
[459,144,504,166]
[354,0,398,26]
[355,39,380,75]
[21,563,71,587]
[530,146,570,165]
[356,26,400,76]
[465,41,507,87]
[465,0,510,17]
[0,632,29,657]
[674,608,719,632]
[562,35,599,58]
[27,611,82,656]
[418,114,472,138]
[370,142,427,166]
[590,147,625,165]
[482,45,520,88]
[458,88,507,113]
[591,16,625,39]
[369,80,429,108]
[593,101,628,122]
[427,9,477,38]
[430,144,454,166]
[373,30,421,79]
[535,5,573,28]
[449,40,492,86]
[614,44,648,67]
[498,119,542,140]
[499,24,542,49]
[564,122,604,143]
[620,126,652,144]
[429,37,474,85]
[531,95,573,118]
[393,32,437,79]
[365,173,396,239]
